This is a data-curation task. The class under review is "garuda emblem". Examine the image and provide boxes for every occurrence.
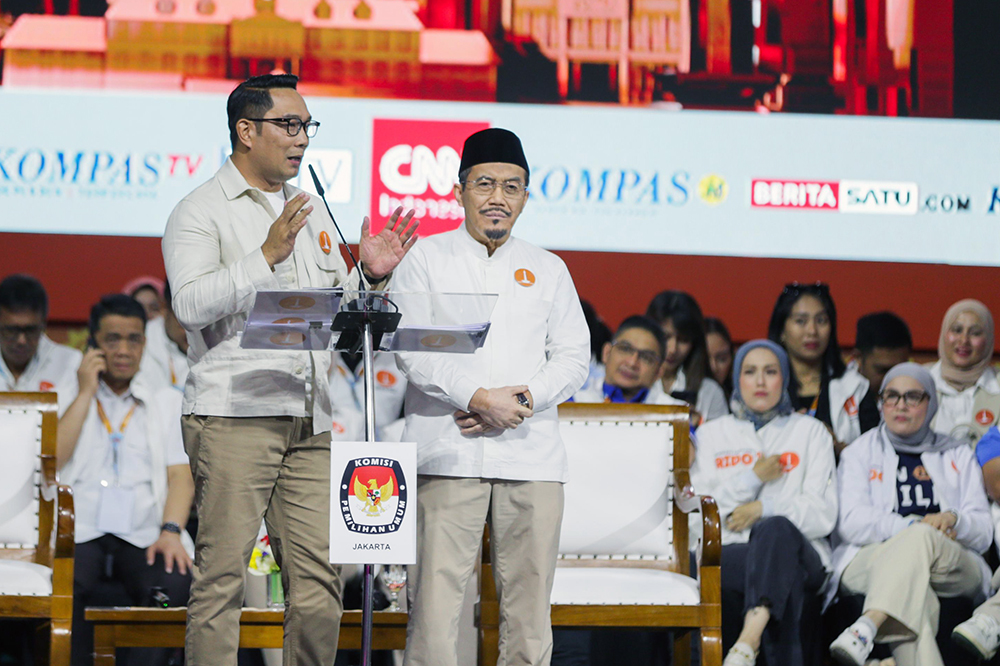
[354,476,394,516]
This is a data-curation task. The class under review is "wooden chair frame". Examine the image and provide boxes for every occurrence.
[0,392,76,666]
[477,402,721,665]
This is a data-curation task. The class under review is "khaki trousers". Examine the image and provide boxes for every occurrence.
[403,476,564,666]
[182,415,343,666]
[840,523,983,666]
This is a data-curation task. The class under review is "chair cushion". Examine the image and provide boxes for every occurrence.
[551,567,700,606]
[0,560,53,596]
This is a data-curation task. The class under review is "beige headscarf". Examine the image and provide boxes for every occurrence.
[938,299,995,391]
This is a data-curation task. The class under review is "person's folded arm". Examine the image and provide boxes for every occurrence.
[391,247,481,411]
[837,441,911,545]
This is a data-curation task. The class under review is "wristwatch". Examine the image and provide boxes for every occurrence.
[161,522,182,535]
[516,393,529,407]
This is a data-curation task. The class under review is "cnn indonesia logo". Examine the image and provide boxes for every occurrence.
[377,143,465,222]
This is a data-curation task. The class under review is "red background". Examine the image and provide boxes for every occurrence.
[351,466,400,496]
[4,231,999,352]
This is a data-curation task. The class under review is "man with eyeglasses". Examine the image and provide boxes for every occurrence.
[394,128,590,666]
[572,315,688,405]
[57,294,195,666]
[162,73,418,666]
[0,273,81,414]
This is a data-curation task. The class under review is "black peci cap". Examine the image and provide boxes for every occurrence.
[458,128,529,176]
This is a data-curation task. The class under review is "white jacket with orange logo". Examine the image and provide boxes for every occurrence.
[691,412,838,570]
[825,426,993,608]
[394,224,590,482]
[828,363,869,446]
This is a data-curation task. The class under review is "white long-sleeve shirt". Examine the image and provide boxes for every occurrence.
[1,335,81,415]
[162,158,375,434]
[826,426,993,607]
[60,380,193,553]
[394,224,590,482]
[691,412,838,570]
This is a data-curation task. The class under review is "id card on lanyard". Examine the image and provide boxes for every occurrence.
[96,399,137,535]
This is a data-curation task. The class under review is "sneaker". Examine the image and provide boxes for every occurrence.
[722,641,756,666]
[830,624,875,666]
[953,612,1000,660]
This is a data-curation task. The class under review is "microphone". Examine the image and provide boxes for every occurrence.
[309,164,368,292]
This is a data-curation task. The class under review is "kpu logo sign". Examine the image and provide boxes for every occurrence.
[370,119,490,236]
[339,456,408,537]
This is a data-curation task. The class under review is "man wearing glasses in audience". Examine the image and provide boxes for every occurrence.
[57,294,194,666]
[162,74,417,666]
[0,273,81,414]
[572,314,686,405]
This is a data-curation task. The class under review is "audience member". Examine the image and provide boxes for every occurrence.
[572,315,683,404]
[57,294,194,666]
[137,280,188,392]
[122,276,165,322]
[827,363,992,666]
[0,274,81,413]
[578,299,614,395]
[705,316,734,401]
[830,312,913,448]
[929,299,999,446]
[692,340,837,666]
[646,290,729,423]
[767,282,852,441]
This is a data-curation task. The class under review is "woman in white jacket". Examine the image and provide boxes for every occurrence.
[827,363,993,666]
[692,339,838,666]
[929,299,999,446]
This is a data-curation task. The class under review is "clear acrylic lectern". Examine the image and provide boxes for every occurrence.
[240,288,498,665]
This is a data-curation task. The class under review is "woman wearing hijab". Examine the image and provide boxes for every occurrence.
[827,363,993,666]
[929,299,1000,446]
[691,340,838,666]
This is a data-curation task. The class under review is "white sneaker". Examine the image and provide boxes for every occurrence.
[830,624,875,666]
[722,641,756,666]
[953,612,1000,660]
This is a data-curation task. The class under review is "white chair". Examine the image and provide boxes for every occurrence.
[0,392,75,666]
[478,403,722,666]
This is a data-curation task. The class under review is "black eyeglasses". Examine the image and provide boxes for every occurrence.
[0,324,44,341]
[879,390,929,408]
[244,117,320,138]
[611,341,662,366]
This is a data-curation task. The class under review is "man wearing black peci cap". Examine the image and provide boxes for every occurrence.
[393,128,591,666]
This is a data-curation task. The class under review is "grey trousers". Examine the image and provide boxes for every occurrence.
[403,476,564,666]
[182,415,343,666]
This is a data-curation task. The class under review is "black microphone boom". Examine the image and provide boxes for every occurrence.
[308,163,367,291]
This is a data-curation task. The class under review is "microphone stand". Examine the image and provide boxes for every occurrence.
[309,164,378,666]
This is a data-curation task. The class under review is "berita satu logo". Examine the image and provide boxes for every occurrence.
[340,457,408,535]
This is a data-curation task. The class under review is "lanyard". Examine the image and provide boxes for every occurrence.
[96,399,136,485]
[807,395,819,418]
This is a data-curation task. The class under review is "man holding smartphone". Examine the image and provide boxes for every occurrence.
[58,294,194,666]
